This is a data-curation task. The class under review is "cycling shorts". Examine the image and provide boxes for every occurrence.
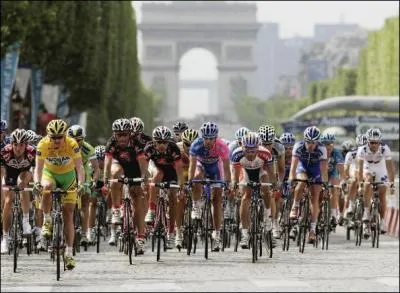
[295,161,322,183]
[42,168,77,204]
[196,161,222,181]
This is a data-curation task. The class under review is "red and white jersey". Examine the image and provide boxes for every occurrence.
[0,144,36,171]
[230,146,273,170]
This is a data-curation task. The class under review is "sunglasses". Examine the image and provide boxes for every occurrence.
[305,140,317,145]
[156,140,168,145]
[263,142,273,146]
[204,137,216,141]
[244,147,257,153]
[75,138,83,143]
[50,136,64,141]
[115,132,129,138]
[184,142,191,148]
[369,141,379,145]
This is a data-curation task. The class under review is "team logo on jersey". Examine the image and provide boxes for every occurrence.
[47,156,71,166]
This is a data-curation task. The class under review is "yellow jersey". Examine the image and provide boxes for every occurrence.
[176,141,190,180]
[36,136,82,174]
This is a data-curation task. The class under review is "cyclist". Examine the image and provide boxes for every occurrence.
[1,129,36,253]
[320,132,345,228]
[130,117,153,215]
[33,119,85,270]
[175,128,199,249]
[1,120,11,150]
[87,145,107,244]
[343,134,366,220]
[103,118,148,253]
[67,125,100,246]
[144,126,184,249]
[357,128,395,236]
[188,122,231,251]
[288,126,328,244]
[172,121,189,143]
[258,125,285,239]
[228,127,250,156]
[230,132,275,249]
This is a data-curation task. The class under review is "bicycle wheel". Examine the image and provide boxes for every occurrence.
[124,203,133,265]
[96,203,102,254]
[204,199,210,259]
[186,200,193,255]
[282,200,290,251]
[234,199,241,252]
[251,206,257,263]
[54,217,61,281]
[323,201,330,250]
[299,199,308,254]
[156,199,164,262]
[222,218,227,252]
[13,211,19,273]
[376,216,380,248]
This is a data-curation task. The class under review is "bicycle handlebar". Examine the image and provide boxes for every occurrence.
[149,182,180,189]
[191,179,226,187]
[108,177,144,184]
[238,182,273,187]
[2,186,33,192]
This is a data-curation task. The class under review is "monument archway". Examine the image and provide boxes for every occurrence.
[139,1,260,123]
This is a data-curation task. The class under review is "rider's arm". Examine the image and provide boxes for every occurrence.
[90,158,100,182]
[288,156,299,181]
[174,159,185,186]
[104,154,112,181]
[74,157,85,185]
[137,154,149,180]
[188,155,197,181]
[222,158,231,183]
[265,161,276,183]
[356,147,364,183]
[33,157,45,183]
[320,160,328,183]
[277,155,285,182]
[386,159,394,183]
[343,152,351,180]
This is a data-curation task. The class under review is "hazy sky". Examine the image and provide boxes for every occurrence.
[132,1,399,117]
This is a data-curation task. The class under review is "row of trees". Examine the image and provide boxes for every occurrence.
[234,16,399,132]
[308,16,399,103]
[1,1,158,143]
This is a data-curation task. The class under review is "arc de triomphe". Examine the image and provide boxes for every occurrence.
[138,1,260,123]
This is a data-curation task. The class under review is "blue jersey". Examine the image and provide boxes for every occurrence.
[228,140,240,157]
[1,136,11,150]
[327,147,344,178]
[293,141,327,167]
[292,141,327,182]
[189,137,230,165]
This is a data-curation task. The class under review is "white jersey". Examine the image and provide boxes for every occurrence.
[357,143,391,182]
[345,149,358,170]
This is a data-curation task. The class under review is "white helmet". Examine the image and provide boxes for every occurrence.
[130,117,144,134]
[365,128,382,142]
[10,129,29,144]
[152,126,172,141]
[235,127,250,141]
[242,132,259,148]
[112,118,132,132]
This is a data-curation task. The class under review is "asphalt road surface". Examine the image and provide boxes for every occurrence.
[1,226,399,292]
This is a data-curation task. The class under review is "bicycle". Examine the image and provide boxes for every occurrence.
[43,188,76,281]
[279,182,293,252]
[108,177,143,265]
[291,179,323,254]
[149,181,180,261]
[238,181,273,263]
[368,173,388,249]
[191,179,226,259]
[315,184,340,250]
[180,184,193,255]
[2,185,33,273]
[232,192,241,253]
[93,180,108,253]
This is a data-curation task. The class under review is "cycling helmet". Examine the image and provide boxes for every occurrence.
[320,133,336,144]
[26,130,37,143]
[355,134,367,146]
[341,140,354,152]
[10,129,29,144]
[67,124,86,139]
[235,127,250,141]
[365,128,382,142]
[95,145,106,160]
[152,126,172,141]
[303,126,321,142]
[242,132,259,148]
[200,122,218,138]
[181,128,199,145]
[1,120,7,131]
[130,117,144,134]
[173,121,189,134]
[112,118,132,132]
[279,132,296,146]
[46,119,68,137]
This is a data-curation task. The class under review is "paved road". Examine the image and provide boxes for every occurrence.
[1,227,399,292]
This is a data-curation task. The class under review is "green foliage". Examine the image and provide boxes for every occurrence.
[1,1,157,144]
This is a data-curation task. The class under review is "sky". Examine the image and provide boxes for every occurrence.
[132,1,399,118]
